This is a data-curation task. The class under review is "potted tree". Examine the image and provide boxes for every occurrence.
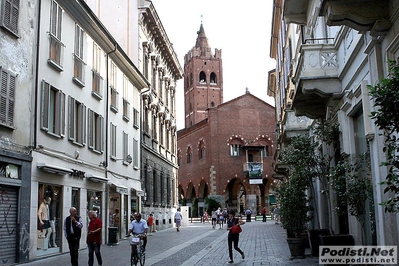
[277,179,312,258]
[276,135,314,258]
[328,152,372,245]
[369,60,399,213]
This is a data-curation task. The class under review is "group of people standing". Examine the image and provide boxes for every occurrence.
[63,207,102,266]
[209,207,228,229]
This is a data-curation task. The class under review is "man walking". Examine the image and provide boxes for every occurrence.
[87,211,102,266]
[174,208,183,232]
[64,207,83,266]
[262,206,267,222]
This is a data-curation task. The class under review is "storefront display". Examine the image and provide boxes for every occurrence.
[37,184,62,256]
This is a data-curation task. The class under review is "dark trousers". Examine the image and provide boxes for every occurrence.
[228,233,243,260]
[246,214,251,222]
[87,242,102,266]
[67,236,80,266]
[262,213,266,222]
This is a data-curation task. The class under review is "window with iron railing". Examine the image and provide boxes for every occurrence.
[133,108,139,129]
[110,87,118,113]
[73,24,85,86]
[92,43,103,99]
[48,1,64,71]
[92,71,103,99]
[123,99,130,121]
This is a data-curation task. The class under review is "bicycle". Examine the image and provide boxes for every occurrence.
[128,233,146,266]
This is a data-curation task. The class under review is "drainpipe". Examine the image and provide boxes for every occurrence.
[33,0,42,149]
[139,87,151,213]
[104,44,118,244]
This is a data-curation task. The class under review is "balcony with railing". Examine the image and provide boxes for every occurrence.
[291,38,341,118]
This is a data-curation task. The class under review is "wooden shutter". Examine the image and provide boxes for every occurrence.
[88,109,93,149]
[81,104,86,145]
[68,96,75,141]
[59,91,65,137]
[0,68,15,127]
[1,0,19,35]
[41,81,50,131]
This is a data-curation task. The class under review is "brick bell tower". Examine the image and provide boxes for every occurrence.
[183,23,223,128]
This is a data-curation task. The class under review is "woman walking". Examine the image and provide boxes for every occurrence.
[226,210,245,263]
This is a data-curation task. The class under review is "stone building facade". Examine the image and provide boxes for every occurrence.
[178,24,276,216]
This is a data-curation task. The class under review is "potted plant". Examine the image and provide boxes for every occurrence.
[369,60,399,213]
[329,152,372,245]
[276,135,314,258]
[277,179,312,258]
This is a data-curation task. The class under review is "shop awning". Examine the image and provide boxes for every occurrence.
[85,174,108,183]
[116,184,128,194]
[37,163,73,175]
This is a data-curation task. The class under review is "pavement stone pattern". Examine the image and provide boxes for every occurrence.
[24,219,320,266]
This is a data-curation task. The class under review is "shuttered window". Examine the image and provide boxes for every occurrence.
[0,67,15,128]
[40,80,65,137]
[68,96,86,145]
[88,109,103,153]
[73,24,85,86]
[123,131,128,163]
[48,1,64,70]
[0,0,19,36]
[110,123,116,158]
[133,138,139,168]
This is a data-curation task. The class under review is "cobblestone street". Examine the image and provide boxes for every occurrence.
[25,219,320,266]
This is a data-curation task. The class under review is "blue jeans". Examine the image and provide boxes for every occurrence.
[87,242,102,266]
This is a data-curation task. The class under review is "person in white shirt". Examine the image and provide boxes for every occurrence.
[174,208,183,232]
[128,213,148,248]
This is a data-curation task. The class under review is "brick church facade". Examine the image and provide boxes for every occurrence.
[177,23,276,216]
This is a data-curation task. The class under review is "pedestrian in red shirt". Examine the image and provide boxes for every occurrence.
[262,207,267,222]
[147,213,154,235]
[87,211,103,266]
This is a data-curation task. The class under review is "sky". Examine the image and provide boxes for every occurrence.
[151,0,276,129]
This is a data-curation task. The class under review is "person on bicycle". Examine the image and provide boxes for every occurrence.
[128,213,148,249]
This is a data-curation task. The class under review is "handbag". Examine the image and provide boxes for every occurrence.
[231,224,242,234]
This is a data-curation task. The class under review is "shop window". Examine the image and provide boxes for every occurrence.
[37,184,62,256]
[87,191,102,215]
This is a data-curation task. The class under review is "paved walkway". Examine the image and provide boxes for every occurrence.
[23,219,320,265]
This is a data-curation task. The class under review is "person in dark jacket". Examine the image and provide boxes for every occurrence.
[63,207,83,266]
[226,210,245,263]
